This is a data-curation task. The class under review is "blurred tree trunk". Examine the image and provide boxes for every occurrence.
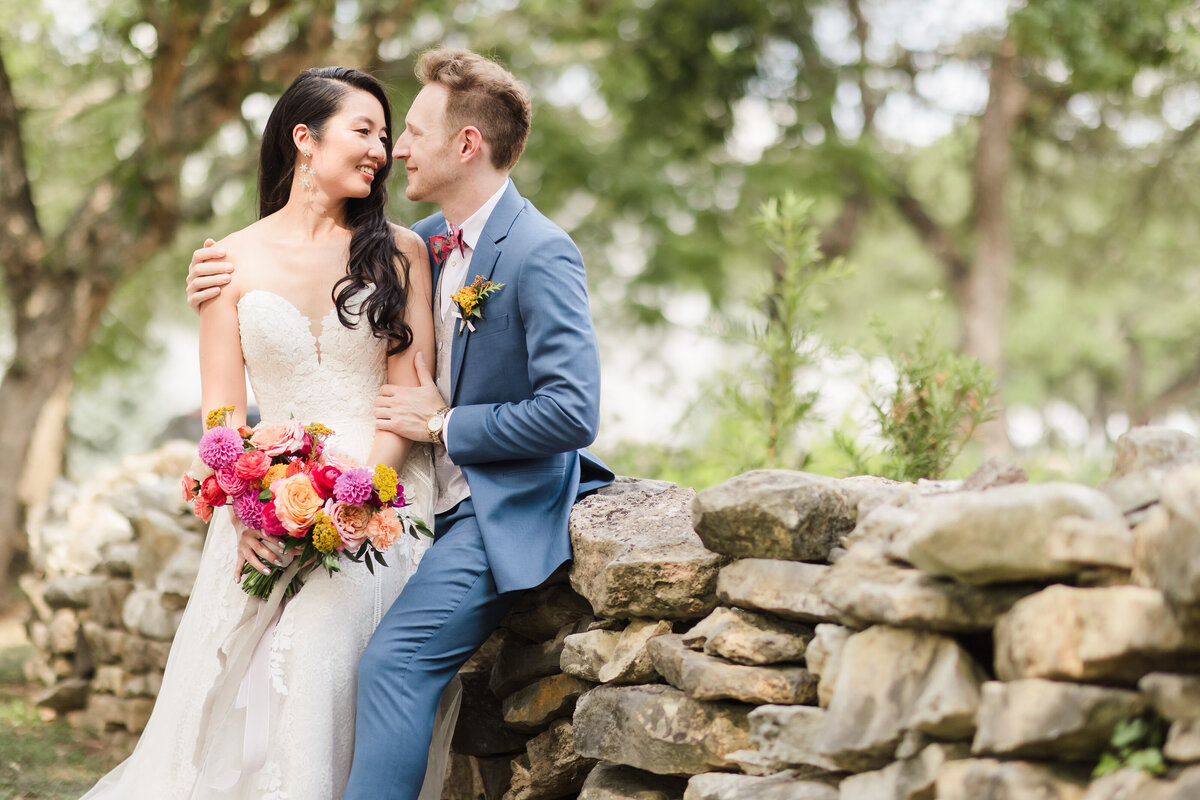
[0,1,337,603]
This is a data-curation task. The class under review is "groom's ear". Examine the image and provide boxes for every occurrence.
[458,125,485,162]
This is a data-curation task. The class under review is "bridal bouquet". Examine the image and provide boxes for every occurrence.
[182,406,432,599]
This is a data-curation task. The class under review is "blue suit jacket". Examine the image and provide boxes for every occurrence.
[412,182,614,593]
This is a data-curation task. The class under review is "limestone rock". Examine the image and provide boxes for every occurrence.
[596,476,677,497]
[578,763,688,800]
[573,684,751,775]
[121,589,184,642]
[502,584,594,642]
[598,619,672,684]
[692,470,857,562]
[562,629,622,683]
[570,489,724,620]
[936,759,1087,800]
[816,556,1033,633]
[156,543,202,609]
[971,679,1146,760]
[98,541,139,577]
[87,579,134,629]
[442,752,513,800]
[648,634,817,705]
[1132,505,1170,587]
[121,634,173,672]
[1111,427,1200,479]
[501,673,592,733]
[1082,769,1166,800]
[817,626,985,771]
[502,719,596,800]
[716,559,844,623]
[963,458,1029,491]
[1139,673,1200,722]
[1147,466,1200,605]
[886,483,1126,584]
[805,624,852,709]
[491,624,577,698]
[1046,516,1135,570]
[34,677,89,714]
[46,609,80,654]
[836,742,970,800]
[684,771,838,800]
[43,575,107,609]
[130,508,194,584]
[681,607,812,666]
[995,585,1200,685]
[748,704,841,771]
[1166,720,1200,762]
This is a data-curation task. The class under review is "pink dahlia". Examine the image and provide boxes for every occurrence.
[199,426,243,471]
[333,468,374,505]
[233,493,266,531]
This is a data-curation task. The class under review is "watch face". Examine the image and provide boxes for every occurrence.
[428,415,444,432]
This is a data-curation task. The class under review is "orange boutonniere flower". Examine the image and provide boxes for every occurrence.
[450,275,504,335]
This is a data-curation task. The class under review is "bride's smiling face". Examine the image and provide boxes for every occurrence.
[298,89,389,201]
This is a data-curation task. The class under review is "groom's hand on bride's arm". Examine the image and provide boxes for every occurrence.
[186,237,235,312]
[374,352,447,442]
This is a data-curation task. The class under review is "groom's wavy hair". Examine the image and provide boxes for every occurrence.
[416,48,531,170]
[258,67,414,356]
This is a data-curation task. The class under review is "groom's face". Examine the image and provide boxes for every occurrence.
[393,84,459,205]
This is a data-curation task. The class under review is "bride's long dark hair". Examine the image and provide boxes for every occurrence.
[258,67,413,355]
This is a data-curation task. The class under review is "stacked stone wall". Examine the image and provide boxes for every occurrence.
[22,427,1200,798]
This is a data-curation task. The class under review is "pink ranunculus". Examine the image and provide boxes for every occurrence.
[366,510,403,552]
[310,464,342,499]
[200,475,227,508]
[233,449,271,480]
[216,467,250,497]
[260,500,287,537]
[326,500,371,551]
[181,474,199,502]
[271,473,322,535]
[250,421,306,457]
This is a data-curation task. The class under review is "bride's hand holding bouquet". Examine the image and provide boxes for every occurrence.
[182,406,432,599]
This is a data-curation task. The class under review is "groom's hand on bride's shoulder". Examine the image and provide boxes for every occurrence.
[186,237,234,312]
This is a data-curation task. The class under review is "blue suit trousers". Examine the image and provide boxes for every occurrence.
[344,498,520,800]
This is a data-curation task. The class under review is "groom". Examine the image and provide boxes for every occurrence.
[187,49,612,799]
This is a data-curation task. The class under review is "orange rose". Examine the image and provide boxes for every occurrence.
[271,473,323,534]
[366,510,403,551]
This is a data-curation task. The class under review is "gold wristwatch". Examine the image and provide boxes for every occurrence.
[427,407,450,445]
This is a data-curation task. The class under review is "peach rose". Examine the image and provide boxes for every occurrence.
[321,450,361,472]
[250,421,306,456]
[366,510,403,551]
[326,500,371,550]
[271,473,323,535]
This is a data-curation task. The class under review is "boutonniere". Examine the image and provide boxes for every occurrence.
[450,275,505,335]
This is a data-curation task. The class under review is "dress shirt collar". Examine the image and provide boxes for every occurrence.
[451,178,511,253]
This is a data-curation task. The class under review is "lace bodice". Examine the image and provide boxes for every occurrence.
[238,289,385,429]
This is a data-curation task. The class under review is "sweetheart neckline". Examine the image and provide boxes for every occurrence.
[238,288,346,365]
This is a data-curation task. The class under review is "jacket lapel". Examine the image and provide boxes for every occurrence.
[449,181,525,404]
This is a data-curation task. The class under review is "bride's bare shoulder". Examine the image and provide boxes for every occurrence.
[213,220,275,288]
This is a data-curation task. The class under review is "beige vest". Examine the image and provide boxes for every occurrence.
[433,267,471,515]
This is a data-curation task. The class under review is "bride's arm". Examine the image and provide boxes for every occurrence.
[198,254,247,428]
[366,228,437,470]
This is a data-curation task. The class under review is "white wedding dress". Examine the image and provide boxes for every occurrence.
[83,288,455,800]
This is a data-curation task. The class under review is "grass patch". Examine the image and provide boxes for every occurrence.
[0,628,131,799]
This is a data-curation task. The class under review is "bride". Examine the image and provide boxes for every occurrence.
[82,67,454,799]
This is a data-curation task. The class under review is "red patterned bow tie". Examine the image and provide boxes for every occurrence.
[429,226,465,264]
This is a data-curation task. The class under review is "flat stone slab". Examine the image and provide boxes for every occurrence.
[748,704,841,772]
[573,684,751,776]
[684,771,838,800]
[1045,516,1135,570]
[504,719,596,800]
[570,489,724,620]
[1147,466,1200,605]
[817,625,985,771]
[681,606,812,665]
[971,679,1145,761]
[598,619,672,684]
[1139,672,1200,722]
[648,634,818,705]
[936,759,1088,800]
[995,585,1200,685]
[815,555,1034,633]
[692,470,857,562]
[501,673,593,733]
[578,763,688,800]
[561,629,621,683]
[836,742,970,800]
[886,482,1127,585]
[1110,427,1200,479]
[716,559,844,624]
